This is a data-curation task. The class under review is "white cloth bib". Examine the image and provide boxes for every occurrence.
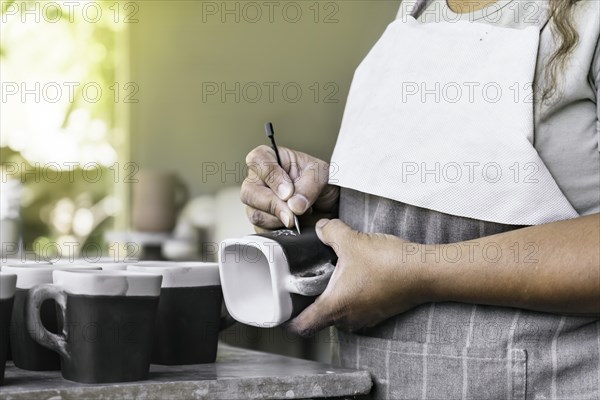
[329,7,578,225]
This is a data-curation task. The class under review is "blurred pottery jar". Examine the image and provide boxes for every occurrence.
[132,170,189,232]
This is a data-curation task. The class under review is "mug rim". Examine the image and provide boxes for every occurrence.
[133,261,219,267]
[2,265,101,289]
[1,259,53,267]
[51,257,140,264]
[51,261,132,270]
[0,272,17,299]
[53,269,162,297]
[55,269,161,277]
[127,262,220,288]
[3,264,93,270]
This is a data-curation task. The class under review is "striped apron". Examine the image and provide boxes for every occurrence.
[336,188,600,399]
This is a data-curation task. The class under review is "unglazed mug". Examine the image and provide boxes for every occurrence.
[131,170,189,232]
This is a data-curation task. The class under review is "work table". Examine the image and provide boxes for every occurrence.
[0,344,372,399]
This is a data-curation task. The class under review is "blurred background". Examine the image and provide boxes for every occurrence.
[1,0,400,362]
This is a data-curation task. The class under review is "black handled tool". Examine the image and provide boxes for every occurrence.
[265,122,301,235]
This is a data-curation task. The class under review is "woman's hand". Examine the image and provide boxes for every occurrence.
[287,218,430,336]
[241,145,339,231]
[288,215,600,337]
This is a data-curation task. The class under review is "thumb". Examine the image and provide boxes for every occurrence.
[315,218,354,256]
[286,299,333,337]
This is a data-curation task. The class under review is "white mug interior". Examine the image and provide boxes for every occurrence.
[52,270,162,297]
[127,261,220,288]
[219,236,290,328]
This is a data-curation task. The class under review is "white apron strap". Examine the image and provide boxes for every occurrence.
[410,0,434,19]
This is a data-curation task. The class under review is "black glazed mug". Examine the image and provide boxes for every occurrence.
[127,261,231,365]
[218,228,337,327]
[26,270,162,383]
[1,259,52,364]
[0,272,17,385]
[2,265,98,371]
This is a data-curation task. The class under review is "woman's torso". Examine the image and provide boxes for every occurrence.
[338,188,599,399]
[335,1,600,399]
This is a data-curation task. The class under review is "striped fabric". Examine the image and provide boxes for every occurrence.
[330,1,600,398]
[336,188,600,399]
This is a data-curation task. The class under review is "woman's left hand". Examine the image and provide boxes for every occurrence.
[287,218,430,336]
[288,214,600,335]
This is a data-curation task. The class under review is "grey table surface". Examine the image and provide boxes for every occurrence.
[0,344,372,400]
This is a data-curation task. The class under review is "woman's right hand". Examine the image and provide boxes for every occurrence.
[241,145,339,231]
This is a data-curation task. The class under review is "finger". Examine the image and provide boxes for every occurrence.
[245,207,285,230]
[246,145,294,201]
[246,207,284,230]
[241,176,295,228]
[286,160,332,215]
[286,300,334,337]
[315,218,355,256]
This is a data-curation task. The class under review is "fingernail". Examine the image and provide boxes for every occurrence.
[316,219,330,229]
[288,194,309,214]
[279,211,291,228]
[277,184,293,200]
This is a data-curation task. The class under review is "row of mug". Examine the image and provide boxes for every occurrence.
[0,260,226,385]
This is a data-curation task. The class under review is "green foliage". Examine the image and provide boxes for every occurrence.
[1,0,125,256]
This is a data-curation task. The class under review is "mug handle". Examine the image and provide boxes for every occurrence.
[284,262,335,297]
[26,284,69,359]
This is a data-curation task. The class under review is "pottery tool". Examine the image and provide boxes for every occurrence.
[264,122,301,235]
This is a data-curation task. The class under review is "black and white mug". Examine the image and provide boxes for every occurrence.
[26,270,162,383]
[2,264,99,371]
[0,260,51,365]
[127,261,228,365]
[0,272,17,385]
[219,229,337,328]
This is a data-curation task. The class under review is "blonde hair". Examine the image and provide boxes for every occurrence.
[543,0,581,102]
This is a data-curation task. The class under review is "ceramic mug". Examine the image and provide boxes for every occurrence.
[0,272,17,385]
[2,265,99,371]
[51,259,135,271]
[1,259,53,267]
[26,270,162,383]
[218,229,337,328]
[128,261,230,365]
[131,170,189,232]
[0,260,51,364]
